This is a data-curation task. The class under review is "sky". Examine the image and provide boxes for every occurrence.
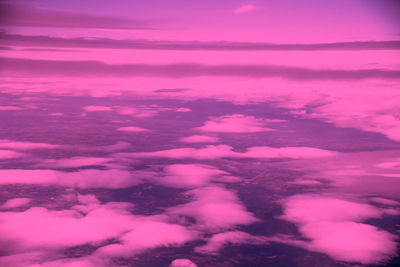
[0,0,400,266]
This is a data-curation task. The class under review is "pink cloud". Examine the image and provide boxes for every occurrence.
[0,139,60,150]
[37,157,114,168]
[234,4,255,14]
[170,259,198,267]
[82,105,112,112]
[117,126,150,132]
[0,105,23,110]
[0,195,196,266]
[197,114,274,133]
[0,149,27,159]
[168,186,258,231]
[96,221,197,257]
[278,194,397,264]
[195,231,267,254]
[116,145,336,160]
[0,169,143,188]
[1,198,31,209]
[180,135,219,143]
[159,164,240,188]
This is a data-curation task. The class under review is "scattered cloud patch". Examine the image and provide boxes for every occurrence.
[83,105,112,112]
[180,135,219,143]
[0,139,60,150]
[278,194,397,264]
[117,126,150,132]
[159,164,240,188]
[168,186,258,231]
[170,259,198,267]
[37,157,114,168]
[116,145,336,160]
[195,231,267,254]
[1,198,31,209]
[0,169,144,188]
[197,114,274,133]
[0,149,27,159]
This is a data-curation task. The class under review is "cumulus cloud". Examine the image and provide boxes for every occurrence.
[195,231,267,254]
[278,194,397,264]
[0,169,145,189]
[170,258,198,267]
[159,164,240,188]
[0,195,197,266]
[180,135,219,143]
[168,186,258,231]
[234,4,255,14]
[197,114,273,133]
[95,221,197,257]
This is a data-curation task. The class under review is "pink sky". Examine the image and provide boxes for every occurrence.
[0,1,399,266]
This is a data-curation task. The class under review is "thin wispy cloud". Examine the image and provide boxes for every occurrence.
[234,4,255,14]
[3,32,399,51]
[0,3,152,30]
[3,57,400,81]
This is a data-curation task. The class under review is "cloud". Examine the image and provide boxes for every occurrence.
[95,221,197,257]
[2,32,400,51]
[234,4,255,14]
[0,4,151,30]
[167,186,258,231]
[37,157,114,168]
[0,169,144,188]
[194,231,267,254]
[0,194,197,266]
[159,164,240,188]
[197,114,274,133]
[180,135,219,143]
[154,88,192,93]
[277,194,397,264]
[0,139,60,150]
[3,57,400,81]
[117,126,150,132]
[0,149,27,159]
[0,105,23,110]
[83,106,112,112]
[170,259,198,267]
[1,198,31,209]
[116,145,336,160]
